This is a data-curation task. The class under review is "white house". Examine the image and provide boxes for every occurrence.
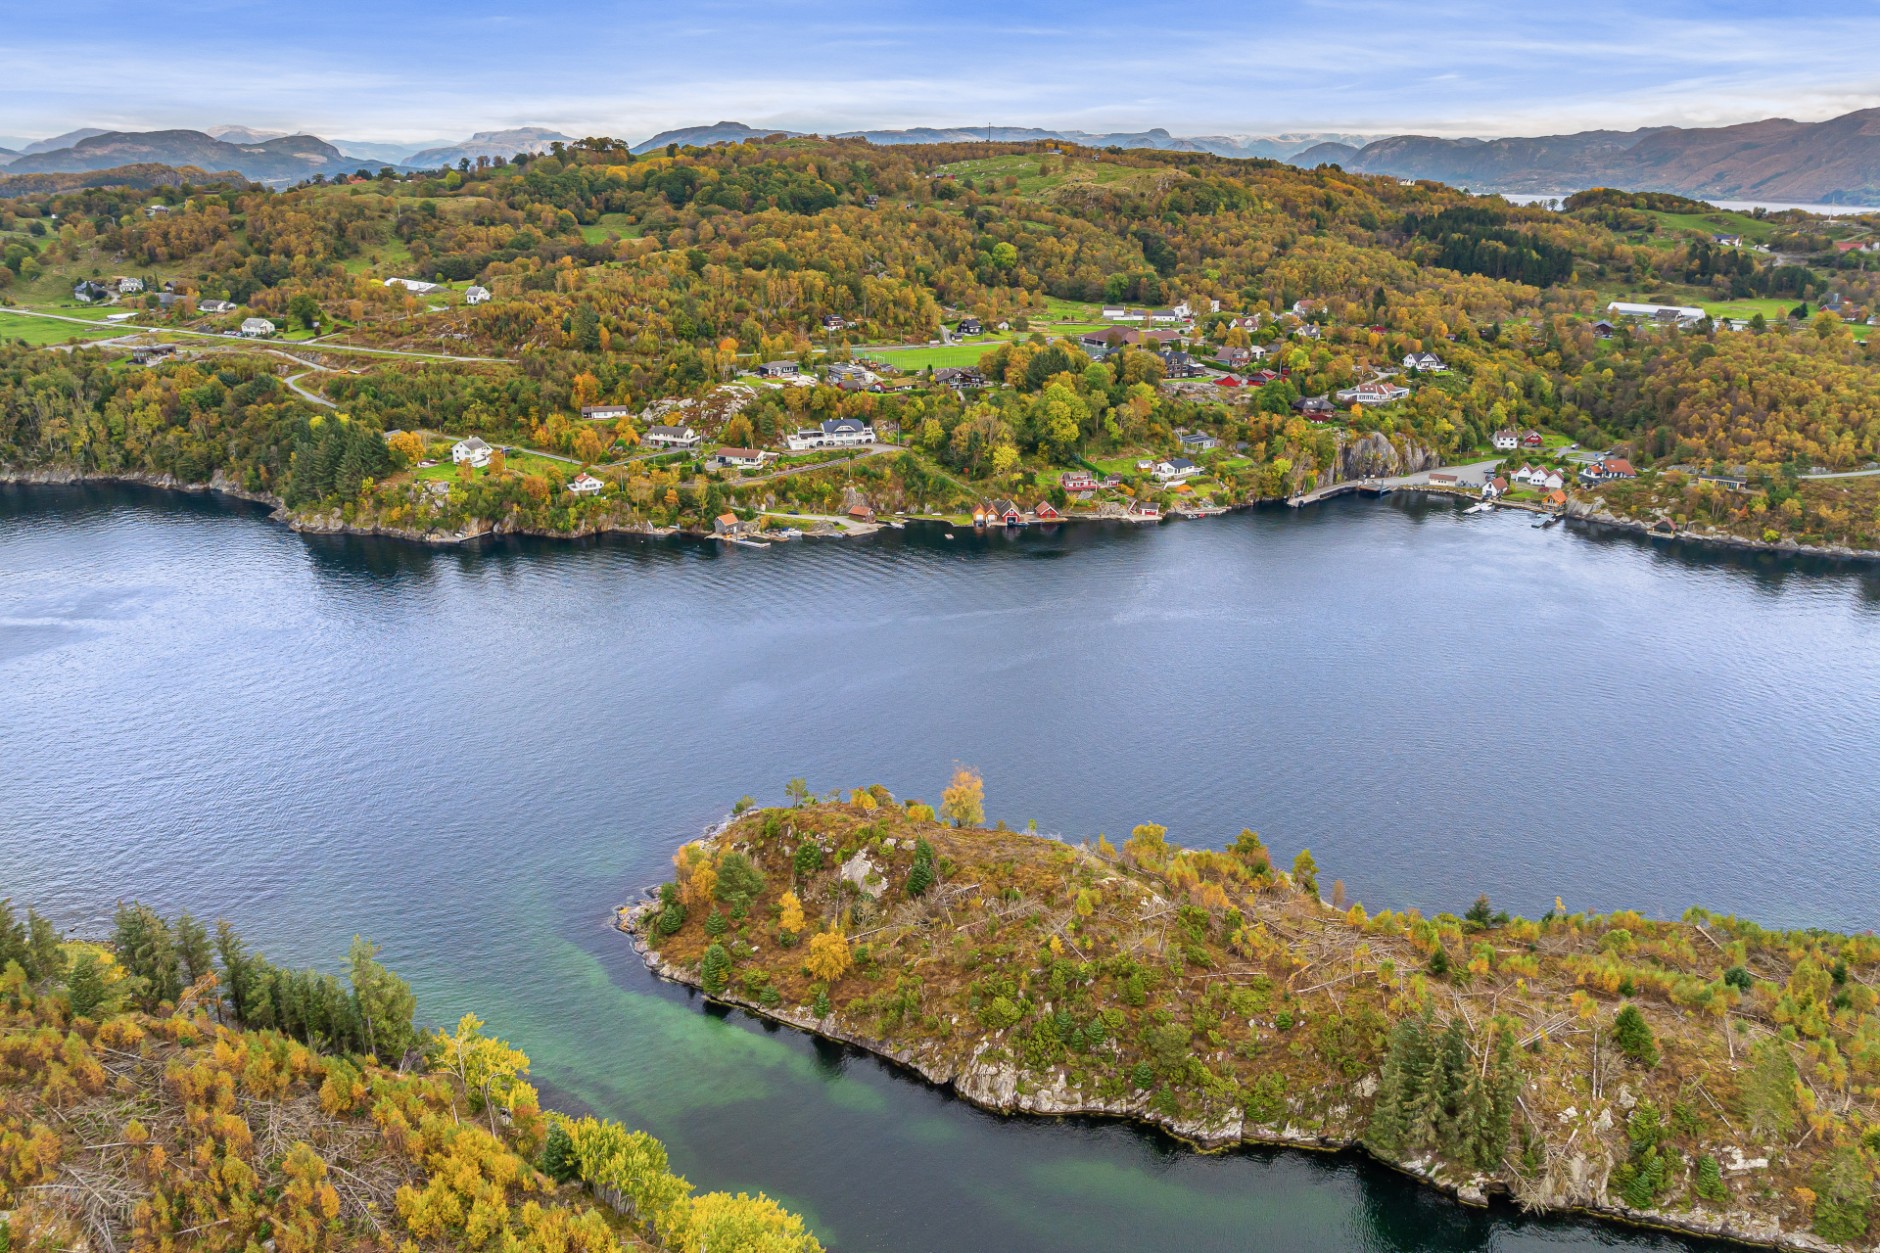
[785,418,875,451]
[451,436,493,468]
[384,277,443,295]
[643,424,701,450]
[465,286,491,304]
[239,317,276,338]
[198,299,237,315]
[1403,351,1447,373]
[1537,469,1564,490]
[1152,457,1198,483]
[1178,431,1220,452]
[114,276,145,294]
[1334,380,1410,405]
[1100,306,1131,321]
[1607,301,1704,325]
[754,361,800,378]
[1492,429,1519,451]
[580,404,635,421]
[567,472,605,495]
[712,447,776,470]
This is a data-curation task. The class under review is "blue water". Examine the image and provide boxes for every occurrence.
[8,481,1876,1251]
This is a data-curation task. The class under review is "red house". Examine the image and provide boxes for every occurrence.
[1061,470,1097,493]
[1035,501,1062,520]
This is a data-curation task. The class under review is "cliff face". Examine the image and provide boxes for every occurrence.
[1335,431,1443,482]
[626,799,1880,1252]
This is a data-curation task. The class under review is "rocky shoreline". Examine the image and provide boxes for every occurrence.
[616,897,1850,1253]
[12,463,1880,568]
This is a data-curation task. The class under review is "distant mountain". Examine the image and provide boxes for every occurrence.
[206,125,288,143]
[1290,109,1880,204]
[634,121,1365,160]
[0,146,17,167]
[406,127,574,167]
[22,127,107,155]
[631,122,803,153]
[832,125,1363,160]
[3,130,360,183]
[333,138,451,166]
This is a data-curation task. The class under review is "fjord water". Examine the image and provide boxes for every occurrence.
[8,485,1880,1252]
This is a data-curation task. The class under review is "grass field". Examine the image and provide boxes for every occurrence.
[1641,209,1778,244]
[580,213,642,244]
[868,343,1002,369]
[0,314,124,346]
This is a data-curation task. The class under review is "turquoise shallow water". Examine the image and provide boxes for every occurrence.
[8,481,1877,1251]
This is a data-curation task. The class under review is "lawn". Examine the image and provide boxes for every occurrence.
[413,448,575,482]
[0,313,124,346]
[868,342,1003,369]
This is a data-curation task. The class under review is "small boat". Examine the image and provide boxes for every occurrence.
[1542,514,1564,528]
[730,537,772,549]
[770,527,802,540]
[944,533,954,540]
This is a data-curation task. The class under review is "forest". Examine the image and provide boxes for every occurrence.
[0,897,822,1252]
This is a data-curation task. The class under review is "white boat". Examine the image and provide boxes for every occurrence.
[1463,502,1492,514]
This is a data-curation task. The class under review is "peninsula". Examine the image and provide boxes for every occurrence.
[624,782,1880,1251]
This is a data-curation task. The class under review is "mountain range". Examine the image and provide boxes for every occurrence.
[625,120,1363,161]
[1291,109,1880,204]
[3,109,1878,202]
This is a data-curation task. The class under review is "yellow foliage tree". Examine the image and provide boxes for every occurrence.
[778,891,806,937]
[804,929,852,982]
[939,766,984,828]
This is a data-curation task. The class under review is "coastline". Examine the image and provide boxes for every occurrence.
[616,900,1833,1253]
[10,463,1880,565]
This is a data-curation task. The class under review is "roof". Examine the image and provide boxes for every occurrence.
[715,447,766,459]
[716,512,738,525]
[456,436,491,450]
[1166,458,1197,471]
[646,424,696,438]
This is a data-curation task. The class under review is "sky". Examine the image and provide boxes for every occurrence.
[2,0,1877,149]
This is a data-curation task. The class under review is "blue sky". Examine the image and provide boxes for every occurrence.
[2,0,1876,146]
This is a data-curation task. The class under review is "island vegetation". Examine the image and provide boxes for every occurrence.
[0,898,822,1252]
[626,775,1880,1250]
[1,136,1878,549]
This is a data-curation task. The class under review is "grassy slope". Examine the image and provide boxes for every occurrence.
[636,797,1880,1246]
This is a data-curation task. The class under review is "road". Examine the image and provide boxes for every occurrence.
[733,445,898,484]
[1290,458,1503,506]
[0,307,505,364]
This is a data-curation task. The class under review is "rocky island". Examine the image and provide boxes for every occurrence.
[624,784,1880,1251]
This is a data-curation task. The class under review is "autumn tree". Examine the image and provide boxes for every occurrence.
[940,766,985,828]
[804,929,852,982]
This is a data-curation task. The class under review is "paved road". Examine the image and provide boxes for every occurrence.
[1800,466,1880,480]
[734,445,897,484]
[1292,458,1503,506]
[0,307,504,364]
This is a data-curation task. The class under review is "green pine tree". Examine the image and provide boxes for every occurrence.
[700,943,731,994]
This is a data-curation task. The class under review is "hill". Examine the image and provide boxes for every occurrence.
[0,898,824,1252]
[3,129,362,183]
[0,161,247,197]
[1293,109,1880,203]
[626,790,1880,1250]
